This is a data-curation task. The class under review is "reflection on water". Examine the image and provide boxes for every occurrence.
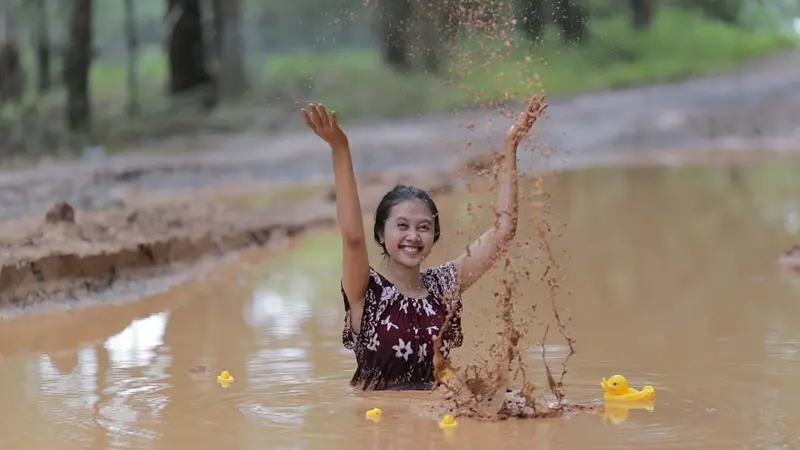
[104,313,169,369]
[1,156,800,449]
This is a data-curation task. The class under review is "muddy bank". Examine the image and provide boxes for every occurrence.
[0,172,456,319]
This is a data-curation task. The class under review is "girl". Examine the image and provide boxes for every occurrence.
[300,100,545,390]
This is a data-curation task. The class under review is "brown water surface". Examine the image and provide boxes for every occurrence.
[1,157,800,449]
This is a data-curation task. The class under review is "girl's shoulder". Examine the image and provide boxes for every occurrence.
[422,261,460,300]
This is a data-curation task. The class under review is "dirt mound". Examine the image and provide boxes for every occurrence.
[0,171,455,318]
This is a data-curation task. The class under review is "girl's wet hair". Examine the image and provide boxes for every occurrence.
[373,184,441,255]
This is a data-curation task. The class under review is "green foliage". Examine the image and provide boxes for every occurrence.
[668,0,744,23]
[84,9,797,122]
[208,9,796,119]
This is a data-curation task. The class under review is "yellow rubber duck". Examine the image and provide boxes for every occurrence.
[365,408,382,422]
[438,414,459,429]
[217,370,234,388]
[600,374,655,402]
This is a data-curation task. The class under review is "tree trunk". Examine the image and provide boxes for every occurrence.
[377,0,412,71]
[33,0,50,93]
[211,0,222,60]
[631,0,655,30]
[415,0,443,73]
[553,0,588,44]
[0,0,23,104]
[440,0,461,43]
[518,0,546,41]
[215,0,245,100]
[65,0,92,132]
[166,0,211,95]
[124,0,139,115]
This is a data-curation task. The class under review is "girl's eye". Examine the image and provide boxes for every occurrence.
[418,225,430,232]
[397,223,408,230]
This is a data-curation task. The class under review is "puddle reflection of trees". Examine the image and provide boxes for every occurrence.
[33,313,169,448]
[246,237,350,382]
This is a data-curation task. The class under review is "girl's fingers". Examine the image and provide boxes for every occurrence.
[309,103,324,126]
[317,103,330,127]
[300,109,316,130]
[331,111,339,128]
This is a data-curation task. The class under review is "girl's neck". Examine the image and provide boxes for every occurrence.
[385,259,423,290]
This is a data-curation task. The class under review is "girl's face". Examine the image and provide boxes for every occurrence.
[381,200,436,268]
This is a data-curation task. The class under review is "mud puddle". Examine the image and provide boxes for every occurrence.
[1,158,800,449]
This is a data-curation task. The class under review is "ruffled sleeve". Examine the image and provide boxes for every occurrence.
[424,260,460,303]
[423,261,463,349]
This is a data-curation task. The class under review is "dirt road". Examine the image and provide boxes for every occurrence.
[0,49,798,317]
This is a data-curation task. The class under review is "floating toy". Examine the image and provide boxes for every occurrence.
[602,401,655,425]
[438,414,459,429]
[600,375,655,402]
[217,370,235,388]
[365,408,382,422]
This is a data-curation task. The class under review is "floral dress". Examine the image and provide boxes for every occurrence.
[342,261,463,390]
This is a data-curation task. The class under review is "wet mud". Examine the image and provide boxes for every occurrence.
[0,171,455,318]
[427,95,595,421]
[779,244,800,273]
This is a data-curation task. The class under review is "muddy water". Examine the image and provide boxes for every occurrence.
[2,157,800,449]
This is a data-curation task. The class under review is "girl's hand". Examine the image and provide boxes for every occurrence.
[301,103,349,150]
[505,94,548,149]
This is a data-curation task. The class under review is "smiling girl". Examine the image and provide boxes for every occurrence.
[300,99,546,390]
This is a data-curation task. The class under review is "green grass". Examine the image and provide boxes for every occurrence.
[82,9,800,122]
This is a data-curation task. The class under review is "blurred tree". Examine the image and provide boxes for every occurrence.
[707,0,743,24]
[0,0,24,108]
[378,0,461,73]
[124,0,139,116]
[64,0,92,131]
[631,0,655,30]
[677,0,742,24]
[32,0,50,93]
[377,0,412,71]
[423,0,462,72]
[518,0,588,43]
[553,0,588,42]
[213,0,246,100]
[165,0,213,100]
[518,0,545,40]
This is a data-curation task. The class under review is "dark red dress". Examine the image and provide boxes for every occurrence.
[342,261,464,390]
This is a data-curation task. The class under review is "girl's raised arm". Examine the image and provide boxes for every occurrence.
[452,96,547,294]
[301,104,370,330]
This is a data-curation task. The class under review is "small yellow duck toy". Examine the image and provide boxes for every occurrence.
[438,414,459,429]
[601,374,655,402]
[217,370,235,388]
[439,414,458,442]
[365,408,382,423]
